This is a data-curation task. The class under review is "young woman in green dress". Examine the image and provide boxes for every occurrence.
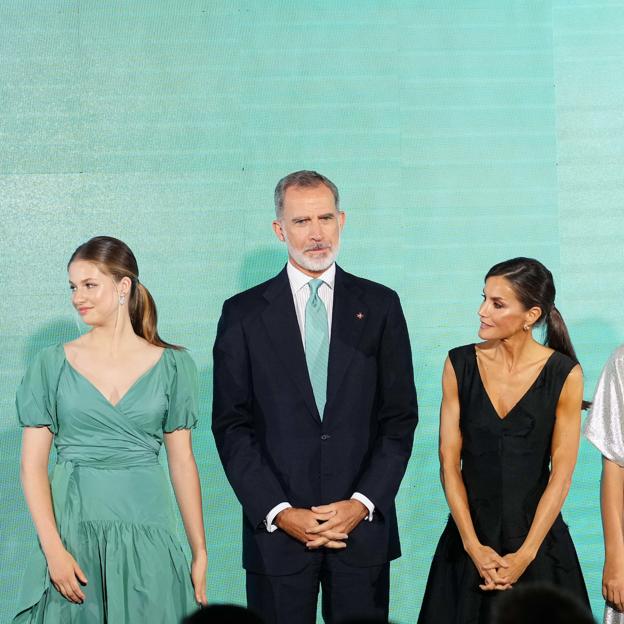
[14,236,207,623]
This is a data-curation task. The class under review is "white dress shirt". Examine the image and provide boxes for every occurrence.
[265,261,375,532]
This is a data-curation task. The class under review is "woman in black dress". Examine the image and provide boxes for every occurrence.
[418,258,589,624]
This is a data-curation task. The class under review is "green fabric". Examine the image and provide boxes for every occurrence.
[13,345,198,623]
[305,279,329,418]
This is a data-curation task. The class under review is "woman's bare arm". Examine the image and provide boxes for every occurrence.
[601,456,624,611]
[164,429,207,605]
[439,356,509,589]
[21,427,87,603]
[498,365,583,585]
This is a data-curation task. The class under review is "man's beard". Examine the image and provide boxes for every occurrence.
[286,239,340,273]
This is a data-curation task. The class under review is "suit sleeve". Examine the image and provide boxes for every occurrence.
[212,299,289,529]
[353,291,418,518]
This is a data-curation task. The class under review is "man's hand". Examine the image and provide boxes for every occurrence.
[305,500,369,547]
[275,507,348,549]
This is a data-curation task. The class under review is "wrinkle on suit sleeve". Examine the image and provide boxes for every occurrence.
[353,291,418,518]
[212,298,288,528]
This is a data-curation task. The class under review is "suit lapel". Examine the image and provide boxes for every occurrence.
[262,268,320,422]
[326,266,368,412]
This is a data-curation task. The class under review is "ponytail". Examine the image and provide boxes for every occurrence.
[69,236,182,351]
[545,306,577,363]
[545,306,590,410]
[129,281,181,350]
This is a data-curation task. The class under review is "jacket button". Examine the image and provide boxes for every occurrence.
[321,434,330,440]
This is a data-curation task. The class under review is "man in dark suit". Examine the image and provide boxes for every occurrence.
[212,170,418,624]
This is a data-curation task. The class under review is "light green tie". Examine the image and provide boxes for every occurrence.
[305,279,329,418]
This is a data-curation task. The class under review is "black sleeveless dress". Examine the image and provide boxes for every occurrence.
[418,344,589,624]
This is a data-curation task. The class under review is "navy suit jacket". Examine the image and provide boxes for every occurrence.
[212,265,418,575]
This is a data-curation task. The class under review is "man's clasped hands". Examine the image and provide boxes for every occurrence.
[275,500,369,549]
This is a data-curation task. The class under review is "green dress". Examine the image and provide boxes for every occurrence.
[13,344,198,623]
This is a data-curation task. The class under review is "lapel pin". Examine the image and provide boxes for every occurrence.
[356,312,365,320]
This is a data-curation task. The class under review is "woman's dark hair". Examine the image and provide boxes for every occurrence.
[68,236,181,350]
[486,257,589,409]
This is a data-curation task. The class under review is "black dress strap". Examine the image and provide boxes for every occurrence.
[543,351,578,406]
[448,344,477,397]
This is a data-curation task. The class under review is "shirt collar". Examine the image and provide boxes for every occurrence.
[286,261,336,294]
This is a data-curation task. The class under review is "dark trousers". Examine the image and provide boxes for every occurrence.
[246,553,390,624]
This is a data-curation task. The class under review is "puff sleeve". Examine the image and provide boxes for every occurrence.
[164,348,199,432]
[584,346,624,466]
[16,344,65,434]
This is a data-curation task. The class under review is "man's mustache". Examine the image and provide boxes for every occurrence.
[304,244,331,252]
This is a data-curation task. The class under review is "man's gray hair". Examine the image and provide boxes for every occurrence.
[274,170,340,218]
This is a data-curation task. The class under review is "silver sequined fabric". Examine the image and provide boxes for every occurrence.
[604,605,624,624]
[584,346,624,624]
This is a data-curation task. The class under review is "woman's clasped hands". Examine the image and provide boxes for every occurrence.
[467,542,534,591]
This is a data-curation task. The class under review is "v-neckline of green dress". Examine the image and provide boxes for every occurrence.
[62,348,167,410]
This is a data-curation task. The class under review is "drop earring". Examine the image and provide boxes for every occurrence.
[119,294,126,305]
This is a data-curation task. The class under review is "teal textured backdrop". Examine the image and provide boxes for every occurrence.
[1,1,622,621]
